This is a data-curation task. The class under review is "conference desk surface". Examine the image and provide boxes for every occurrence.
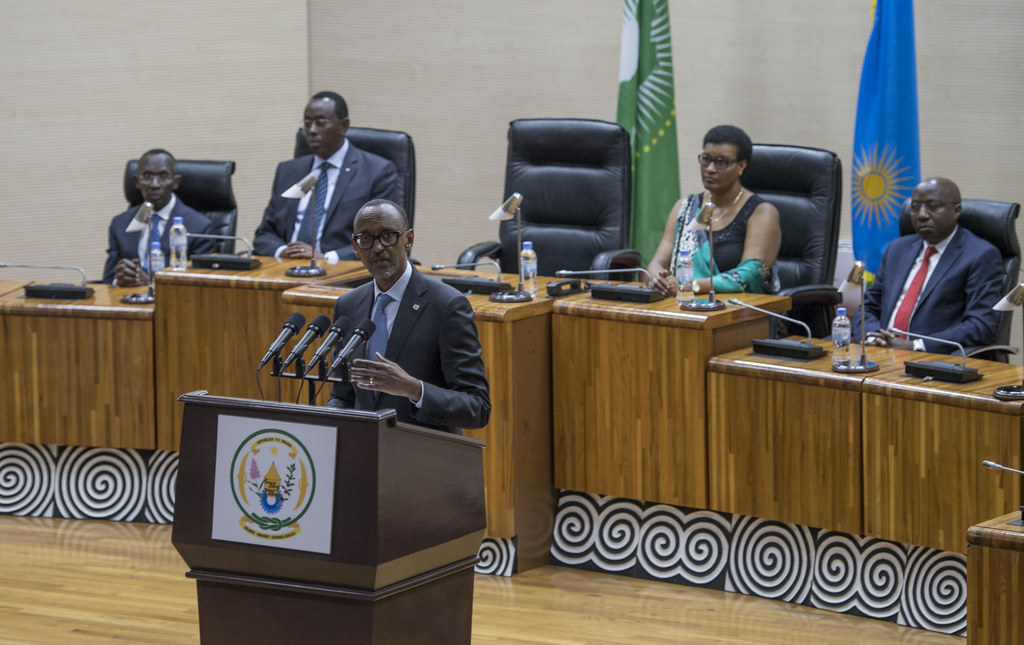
[552,291,792,508]
[0,282,154,448]
[282,268,559,571]
[967,511,1024,644]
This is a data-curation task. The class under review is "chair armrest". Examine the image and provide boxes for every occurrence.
[457,241,501,267]
[777,284,842,306]
[965,344,1018,363]
[591,248,642,272]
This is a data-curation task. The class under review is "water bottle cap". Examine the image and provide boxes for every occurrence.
[172,216,183,224]
[151,241,161,249]
[678,248,689,257]
[837,306,847,316]
[522,241,533,249]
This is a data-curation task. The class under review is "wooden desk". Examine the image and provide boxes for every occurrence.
[863,358,1024,553]
[967,511,1024,643]
[707,340,909,534]
[152,258,367,450]
[0,282,155,448]
[282,269,558,572]
[552,292,791,508]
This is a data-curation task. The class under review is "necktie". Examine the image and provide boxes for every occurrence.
[367,294,393,360]
[892,245,937,335]
[297,164,330,250]
[144,214,161,269]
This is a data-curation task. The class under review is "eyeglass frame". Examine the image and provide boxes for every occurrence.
[697,153,738,170]
[352,229,407,250]
[909,200,958,213]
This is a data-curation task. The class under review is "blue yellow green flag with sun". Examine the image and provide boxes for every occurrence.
[617,0,680,264]
[852,0,920,275]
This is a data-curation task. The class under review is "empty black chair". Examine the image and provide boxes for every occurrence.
[124,159,238,253]
[295,126,416,227]
[458,118,640,278]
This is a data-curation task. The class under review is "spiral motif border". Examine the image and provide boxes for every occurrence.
[727,515,815,604]
[55,446,147,521]
[0,443,56,516]
[476,537,516,576]
[898,545,967,634]
[144,450,178,524]
[810,532,906,620]
[638,505,731,588]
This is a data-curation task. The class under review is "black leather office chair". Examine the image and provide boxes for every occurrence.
[124,159,238,253]
[294,126,416,227]
[898,197,1021,360]
[458,118,640,278]
[740,144,844,337]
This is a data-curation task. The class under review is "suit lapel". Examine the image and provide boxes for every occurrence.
[882,238,920,320]
[324,146,360,226]
[917,228,964,307]
[386,268,428,360]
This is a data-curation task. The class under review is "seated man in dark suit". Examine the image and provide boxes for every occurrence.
[326,199,491,434]
[103,149,216,285]
[852,176,1002,353]
[253,91,399,262]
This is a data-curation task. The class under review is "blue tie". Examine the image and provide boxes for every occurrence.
[367,294,392,360]
[297,164,330,250]
[144,213,161,269]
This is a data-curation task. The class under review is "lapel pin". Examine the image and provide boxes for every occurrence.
[412,304,421,311]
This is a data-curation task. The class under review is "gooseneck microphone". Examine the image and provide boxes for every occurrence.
[305,316,351,376]
[327,319,377,377]
[257,312,306,371]
[982,460,1024,476]
[281,314,331,371]
[554,267,665,303]
[889,327,981,383]
[727,298,827,360]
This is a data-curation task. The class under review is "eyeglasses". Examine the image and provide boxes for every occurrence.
[352,230,405,250]
[137,172,174,184]
[697,154,737,170]
[909,201,957,213]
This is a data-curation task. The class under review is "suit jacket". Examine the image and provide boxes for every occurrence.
[253,144,399,260]
[851,226,1003,353]
[103,198,216,283]
[326,267,490,434]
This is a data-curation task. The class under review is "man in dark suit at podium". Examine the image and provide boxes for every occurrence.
[852,176,1002,353]
[253,91,399,262]
[326,199,491,434]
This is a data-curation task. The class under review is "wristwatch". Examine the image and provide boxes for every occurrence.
[691,279,701,294]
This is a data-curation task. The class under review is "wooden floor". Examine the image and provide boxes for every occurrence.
[0,516,962,644]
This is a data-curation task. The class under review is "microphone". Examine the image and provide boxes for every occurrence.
[982,460,1024,476]
[281,171,320,198]
[554,268,665,303]
[488,193,523,221]
[257,312,306,371]
[889,327,982,383]
[431,260,511,295]
[186,233,256,257]
[727,298,827,359]
[281,314,331,371]
[327,318,377,377]
[305,315,351,376]
[0,262,94,299]
[186,233,262,271]
[124,201,155,233]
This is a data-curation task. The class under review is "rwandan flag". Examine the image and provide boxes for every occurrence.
[852,0,921,275]
[617,0,680,264]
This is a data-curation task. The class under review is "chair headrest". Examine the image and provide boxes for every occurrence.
[898,198,1020,259]
[124,159,236,211]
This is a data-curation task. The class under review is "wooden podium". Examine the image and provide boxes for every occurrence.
[172,392,486,644]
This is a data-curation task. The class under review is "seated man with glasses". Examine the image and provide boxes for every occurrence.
[645,124,781,296]
[325,199,491,435]
[103,149,216,285]
[852,176,1003,352]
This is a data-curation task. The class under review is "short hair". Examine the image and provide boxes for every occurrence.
[139,148,176,172]
[358,199,408,230]
[703,125,753,163]
[310,91,349,120]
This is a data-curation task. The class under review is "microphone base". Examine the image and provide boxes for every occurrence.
[190,254,262,271]
[120,291,155,305]
[23,284,94,300]
[441,276,513,295]
[489,289,533,303]
[286,264,327,278]
[993,384,1024,401]
[751,338,827,360]
[832,360,880,373]
[904,360,982,383]
[679,297,726,311]
[589,283,665,303]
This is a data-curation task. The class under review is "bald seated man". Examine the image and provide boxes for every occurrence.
[851,177,1003,353]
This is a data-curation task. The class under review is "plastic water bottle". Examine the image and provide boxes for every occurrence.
[520,241,538,297]
[675,248,694,307]
[148,240,165,275]
[169,216,188,270]
[832,306,851,368]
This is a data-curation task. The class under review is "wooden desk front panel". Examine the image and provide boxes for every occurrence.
[707,370,862,533]
[967,512,1024,644]
[863,393,1023,554]
[0,288,155,448]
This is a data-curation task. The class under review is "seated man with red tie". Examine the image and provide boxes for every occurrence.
[253,91,399,262]
[852,176,1003,353]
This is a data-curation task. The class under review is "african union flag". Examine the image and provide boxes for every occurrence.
[852,0,920,275]
[617,0,680,264]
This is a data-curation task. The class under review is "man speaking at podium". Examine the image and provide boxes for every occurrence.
[325,199,490,434]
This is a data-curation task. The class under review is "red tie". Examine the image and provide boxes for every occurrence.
[892,245,936,335]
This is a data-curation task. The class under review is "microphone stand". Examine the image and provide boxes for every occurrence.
[891,327,982,383]
[121,244,157,305]
[286,176,326,278]
[680,201,725,311]
[490,203,531,303]
[834,261,879,373]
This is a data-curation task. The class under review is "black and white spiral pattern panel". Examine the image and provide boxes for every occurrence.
[476,537,516,576]
[638,505,730,588]
[898,545,966,635]
[55,447,147,521]
[810,532,906,621]
[0,443,56,517]
[144,450,178,524]
[550,492,642,572]
[726,515,815,604]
